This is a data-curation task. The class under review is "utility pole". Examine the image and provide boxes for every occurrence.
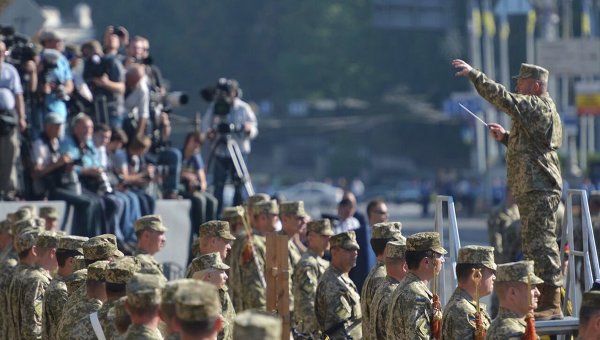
[468,0,486,174]
[482,0,498,167]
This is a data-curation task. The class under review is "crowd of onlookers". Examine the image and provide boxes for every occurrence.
[0,26,214,251]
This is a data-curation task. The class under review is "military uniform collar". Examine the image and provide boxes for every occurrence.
[405,272,432,296]
[455,287,487,311]
[497,307,526,325]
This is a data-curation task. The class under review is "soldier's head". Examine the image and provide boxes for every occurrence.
[190,252,229,290]
[279,201,309,237]
[513,63,548,96]
[39,206,59,231]
[34,231,61,271]
[16,228,40,261]
[456,246,496,297]
[126,273,167,322]
[306,219,333,255]
[222,205,246,235]
[134,215,167,256]
[405,232,447,280]
[198,220,235,260]
[579,291,600,339]
[233,310,281,340]
[370,222,404,257]
[367,199,388,225]
[87,260,109,303]
[385,240,408,281]
[66,269,87,296]
[83,234,123,265]
[246,193,270,223]
[253,200,279,233]
[56,235,87,274]
[174,281,223,338]
[494,261,542,317]
[105,256,139,300]
[330,231,360,273]
[160,279,197,334]
[337,197,356,220]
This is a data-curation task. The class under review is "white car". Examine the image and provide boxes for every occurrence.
[277,181,344,218]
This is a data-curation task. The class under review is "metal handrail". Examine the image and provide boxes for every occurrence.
[434,195,461,306]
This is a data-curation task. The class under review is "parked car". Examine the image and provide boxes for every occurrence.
[277,181,344,217]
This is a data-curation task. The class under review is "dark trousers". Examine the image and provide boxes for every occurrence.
[213,155,245,216]
[49,187,103,237]
[184,190,218,263]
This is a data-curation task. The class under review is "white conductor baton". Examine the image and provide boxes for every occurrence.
[459,103,488,127]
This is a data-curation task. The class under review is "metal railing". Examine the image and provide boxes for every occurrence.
[433,195,461,306]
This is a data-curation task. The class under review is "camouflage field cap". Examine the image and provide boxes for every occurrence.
[512,63,549,82]
[96,234,124,257]
[126,273,167,308]
[371,222,404,240]
[162,279,197,305]
[458,245,497,270]
[87,260,109,281]
[279,201,308,218]
[12,209,32,223]
[406,232,447,254]
[222,206,245,221]
[385,240,407,259]
[18,205,38,217]
[66,269,87,294]
[15,229,40,253]
[134,215,168,233]
[106,256,139,284]
[175,280,221,321]
[233,310,282,340]
[12,218,36,236]
[39,206,59,219]
[581,291,600,309]
[191,252,230,273]
[34,217,46,229]
[199,220,236,240]
[330,231,360,250]
[0,220,10,234]
[495,261,544,284]
[306,219,334,236]
[253,200,279,216]
[72,255,86,271]
[246,193,270,208]
[83,236,119,261]
[36,231,61,248]
[58,235,88,252]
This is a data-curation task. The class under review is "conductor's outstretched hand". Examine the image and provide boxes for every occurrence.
[488,123,506,142]
[452,59,473,77]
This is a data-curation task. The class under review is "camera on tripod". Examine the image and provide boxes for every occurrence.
[0,25,36,66]
[201,77,242,135]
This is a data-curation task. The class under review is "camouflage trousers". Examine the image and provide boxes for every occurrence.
[516,191,563,286]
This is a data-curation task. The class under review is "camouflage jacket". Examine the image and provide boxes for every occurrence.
[64,307,104,340]
[292,249,329,337]
[124,323,163,340]
[56,296,103,339]
[0,258,18,339]
[360,260,386,340]
[441,287,491,340]
[487,202,520,263]
[16,266,52,340]
[315,265,362,340]
[229,232,267,312]
[485,307,538,340]
[99,298,120,340]
[386,272,433,340]
[469,69,562,198]
[218,287,235,340]
[369,275,400,340]
[134,248,165,275]
[7,263,36,340]
[42,275,68,340]
[0,243,18,263]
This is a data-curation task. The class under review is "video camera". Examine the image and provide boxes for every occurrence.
[0,25,36,65]
[83,54,109,83]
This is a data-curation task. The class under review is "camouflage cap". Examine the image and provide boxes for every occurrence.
[175,280,221,321]
[233,310,282,340]
[512,63,549,82]
[87,260,109,281]
[253,200,279,216]
[495,261,544,284]
[72,255,86,271]
[134,215,168,233]
[161,279,197,305]
[58,235,88,252]
[371,222,404,241]
[36,231,61,248]
[199,220,235,241]
[83,236,119,261]
[18,205,38,217]
[330,231,360,251]
[191,252,230,273]
[385,240,407,259]
[105,256,139,284]
[12,209,32,223]
[126,273,167,308]
[66,269,87,294]
[458,245,497,270]
[39,206,59,219]
[246,193,270,208]
[279,201,308,218]
[222,206,245,221]
[0,220,10,234]
[96,234,124,257]
[406,232,447,254]
[15,229,40,253]
[581,291,600,309]
[34,217,46,229]
[12,218,36,236]
[306,219,334,236]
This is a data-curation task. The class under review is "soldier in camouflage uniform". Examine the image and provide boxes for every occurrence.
[222,205,246,238]
[114,296,131,337]
[133,215,167,274]
[578,290,600,339]
[454,59,563,319]
[360,221,404,340]
[369,240,407,340]
[234,309,282,340]
[42,235,88,340]
[190,252,236,340]
[441,246,496,340]
[174,280,222,339]
[486,261,542,340]
[185,220,236,278]
[39,206,59,231]
[292,219,332,338]
[66,268,88,296]
[122,273,167,340]
[487,188,520,264]
[0,219,16,263]
[386,231,447,339]
[315,231,362,339]
[160,279,197,340]
[229,199,278,311]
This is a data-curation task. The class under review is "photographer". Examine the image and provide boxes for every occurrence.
[201,78,257,215]
[123,63,149,139]
[81,39,125,128]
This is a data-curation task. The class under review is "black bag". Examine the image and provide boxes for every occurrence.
[0,109,17,135]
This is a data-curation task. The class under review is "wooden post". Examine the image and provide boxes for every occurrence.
[266,233,290,339]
